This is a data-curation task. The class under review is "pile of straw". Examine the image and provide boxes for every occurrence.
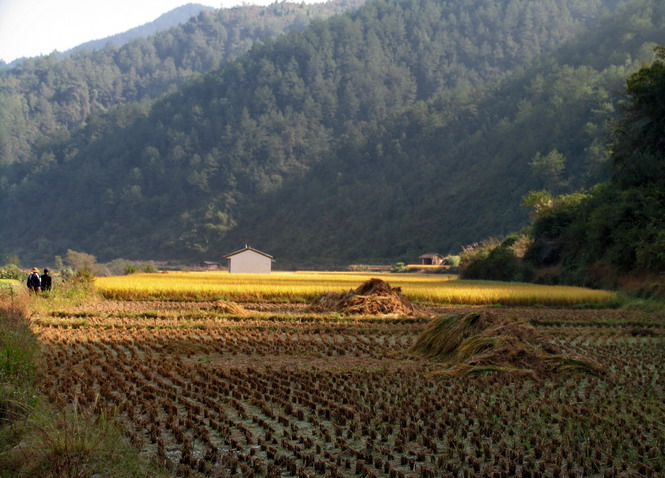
[411,312,604,378]
[309,278,418,316]
[211,300,248,315]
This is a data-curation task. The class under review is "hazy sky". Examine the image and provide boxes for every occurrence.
[0,0,294,63]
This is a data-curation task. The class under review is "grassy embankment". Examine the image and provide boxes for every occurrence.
[96,271,619,307]
[0,279,169,477]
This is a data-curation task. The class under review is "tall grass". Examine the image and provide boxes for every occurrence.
[0,285,38,425]
[0,280,168,478]
[1,406,170,478]
[96,271,618,306]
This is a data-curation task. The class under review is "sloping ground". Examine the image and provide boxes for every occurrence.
[411,312,605,378]
[308,278,419,316]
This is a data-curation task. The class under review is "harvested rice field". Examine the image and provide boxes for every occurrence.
[33,279,664,477]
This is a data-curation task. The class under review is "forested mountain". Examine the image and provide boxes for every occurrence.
[1,0,664,267]
[236,0,665,266]
[525,47,665,286]
[0,0,364,167]
[64,4,215,56]
[0,5,208,71]
[457,47,665,288]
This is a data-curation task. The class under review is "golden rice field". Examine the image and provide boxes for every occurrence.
[95,271,617,307]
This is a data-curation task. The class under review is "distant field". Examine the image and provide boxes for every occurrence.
[404,264,451,270]
[95,271,617,306]
[0,278,19,290]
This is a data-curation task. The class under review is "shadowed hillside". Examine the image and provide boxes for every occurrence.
[1,0,664,267]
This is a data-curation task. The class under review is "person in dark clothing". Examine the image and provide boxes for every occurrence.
[42,268,52,291]
[27,267,41,293]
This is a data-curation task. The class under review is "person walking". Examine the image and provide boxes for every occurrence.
[27,267,41,293]
[41,267,52,292]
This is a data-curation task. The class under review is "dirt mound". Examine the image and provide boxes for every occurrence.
[309,278,418,316]
[411,312,604,378]
[211,300,249,315]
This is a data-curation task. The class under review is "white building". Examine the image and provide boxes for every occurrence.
[224,245,274,274]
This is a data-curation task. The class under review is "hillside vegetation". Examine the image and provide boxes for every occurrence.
[1,0,664,268]
[456,46,665,292]
[232,0,665,266]
[529,47,665,288]
[0,0,363,167]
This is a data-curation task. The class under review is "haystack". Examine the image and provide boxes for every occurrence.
[211,300,248,315]
[309,278,418,316]
[411,312,604,378]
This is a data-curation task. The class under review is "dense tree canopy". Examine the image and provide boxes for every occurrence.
[0,0,363,167]
[1,0,664,267]
[462,45,665,287]
[526,46,665,285]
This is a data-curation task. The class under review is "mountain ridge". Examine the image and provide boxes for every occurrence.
[62,3,216,57]
[0,0,365,167]
[1,0,664,267]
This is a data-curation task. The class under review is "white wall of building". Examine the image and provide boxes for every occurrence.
[228,250,272,274]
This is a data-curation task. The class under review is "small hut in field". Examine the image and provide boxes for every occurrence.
[224,245,274,274]
[199,261,220,270]
[419,252,444,265]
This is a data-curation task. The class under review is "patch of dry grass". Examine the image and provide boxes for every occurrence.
[410,312,604,378]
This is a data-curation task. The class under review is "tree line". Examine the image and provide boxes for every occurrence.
[460,46,665,290]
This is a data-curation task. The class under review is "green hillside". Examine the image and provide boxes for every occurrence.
[0,0,363,167]
[525,47,665,287]
[238,0,665,266]
[1,0,664,267]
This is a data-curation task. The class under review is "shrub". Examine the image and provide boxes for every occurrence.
[64,250,97,272]
[142,264,157,273]
[460,237,532,282]
[0,264,24,281]
[63,250,109,276]
[444,255,461,267]
[47,268,98,301]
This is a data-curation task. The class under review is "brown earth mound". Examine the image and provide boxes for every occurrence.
[309,278,418,316]
[411,312,605,378]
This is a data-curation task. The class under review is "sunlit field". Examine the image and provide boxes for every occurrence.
[404,264,450,270]
[0,278,19,291]
[95,271,617,306]
[30,272,662,477]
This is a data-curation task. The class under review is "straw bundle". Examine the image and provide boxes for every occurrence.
[309,278,418,315]
[211,300,249,315]
[411,312,604,378]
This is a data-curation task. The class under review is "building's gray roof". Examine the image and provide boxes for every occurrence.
[223,245,274,259]
[419,252,443,258]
